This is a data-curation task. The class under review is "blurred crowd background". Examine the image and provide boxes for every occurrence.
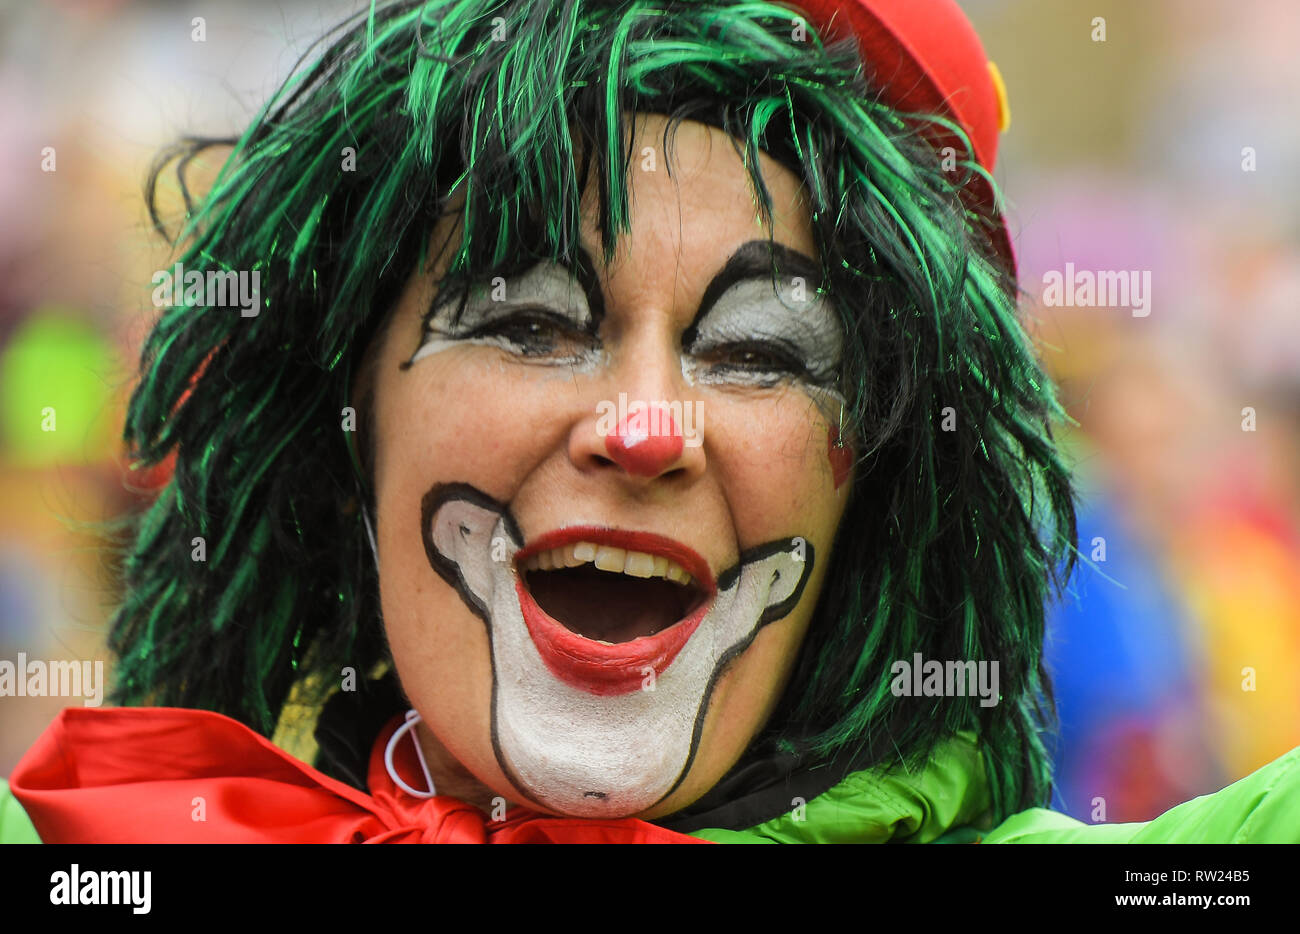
[2,0,1298,825]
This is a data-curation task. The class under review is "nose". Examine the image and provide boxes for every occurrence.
[570,393,705,482]
[604,405,685,476]
[567,290,706,483]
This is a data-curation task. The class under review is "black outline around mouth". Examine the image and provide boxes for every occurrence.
[419,481,815,814]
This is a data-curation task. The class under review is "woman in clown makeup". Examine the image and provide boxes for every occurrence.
[5,0,1299,844]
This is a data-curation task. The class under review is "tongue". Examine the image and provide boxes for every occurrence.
[526,565,693,643]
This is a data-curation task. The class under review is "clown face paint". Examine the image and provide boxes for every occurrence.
[678,241,842,393]
[367,114,853,819]
[407,258,607,372]
[422,483,812,815]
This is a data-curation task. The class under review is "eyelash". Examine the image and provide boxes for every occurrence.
[454,307,597,358]
[689,338,816,383]
[427,300,836,386]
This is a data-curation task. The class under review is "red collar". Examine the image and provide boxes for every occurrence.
[10,707,708,844]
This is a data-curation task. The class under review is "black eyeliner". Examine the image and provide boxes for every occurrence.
[683,240,822,348]
[404,254,603,369]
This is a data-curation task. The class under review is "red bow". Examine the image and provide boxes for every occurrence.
[10,707,709,844]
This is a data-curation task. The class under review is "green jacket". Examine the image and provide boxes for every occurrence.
[688,735,1300,843]
[5,735,1298,843]
[1,778,40,845]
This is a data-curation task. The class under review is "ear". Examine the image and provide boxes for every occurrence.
[421,484,518,619]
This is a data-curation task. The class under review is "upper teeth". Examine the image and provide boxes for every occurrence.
[521,542,694,585]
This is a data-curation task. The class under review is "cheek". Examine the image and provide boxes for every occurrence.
[376,351,568,499]
[665,394,843,769]
[647,534,831,818]
[381,568,490,711]
[372,354,571,791]
[708,392,846,544]
[375,507,503,789]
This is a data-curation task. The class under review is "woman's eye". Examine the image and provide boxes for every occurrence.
[462,309,596,358]
[696,340,810,378]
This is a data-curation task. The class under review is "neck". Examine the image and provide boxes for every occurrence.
[413,721,512,815]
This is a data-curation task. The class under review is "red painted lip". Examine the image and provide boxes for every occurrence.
[515,527,717,696]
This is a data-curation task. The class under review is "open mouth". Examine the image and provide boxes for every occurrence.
[522,543,709,644]
[512,528,717,695]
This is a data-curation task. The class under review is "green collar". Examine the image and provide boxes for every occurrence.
[688,732,994,843]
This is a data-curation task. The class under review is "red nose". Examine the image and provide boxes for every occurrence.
[603,405,685,477]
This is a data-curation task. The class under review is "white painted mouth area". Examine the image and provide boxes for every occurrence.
[428,496,808,817]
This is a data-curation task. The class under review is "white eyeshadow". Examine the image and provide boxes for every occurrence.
[683,278,842,384]
[410,262,594,365]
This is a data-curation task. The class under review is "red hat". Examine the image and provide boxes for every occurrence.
[792,0,1016,275]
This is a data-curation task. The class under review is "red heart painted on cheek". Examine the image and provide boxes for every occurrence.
[828,427,853,490]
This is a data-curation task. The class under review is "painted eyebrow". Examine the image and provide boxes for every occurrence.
[559,241,821,343]
[424,239,816,338]
[682,240,823,346]
[549,239,819,335]
[423,242,606,329]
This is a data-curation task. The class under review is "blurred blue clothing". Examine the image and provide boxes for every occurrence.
[1044,493,1218,820]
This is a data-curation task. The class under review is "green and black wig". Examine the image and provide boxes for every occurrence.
[112,0,1077,824]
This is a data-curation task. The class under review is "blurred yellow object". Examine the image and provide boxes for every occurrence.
[0,309,122,467]
[988,61,1010,132]
[1177,510,1300,778]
